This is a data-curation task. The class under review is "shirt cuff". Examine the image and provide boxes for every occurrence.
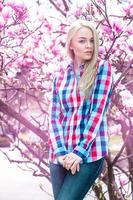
[54,146,67,157]
[73,145,88,159]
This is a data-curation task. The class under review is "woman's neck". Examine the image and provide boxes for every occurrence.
[73,59,84,73]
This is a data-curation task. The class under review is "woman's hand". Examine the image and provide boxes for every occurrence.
[57,155,66,165]
[62,152,82,175]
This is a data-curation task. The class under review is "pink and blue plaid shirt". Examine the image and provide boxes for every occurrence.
[49,60,113,163]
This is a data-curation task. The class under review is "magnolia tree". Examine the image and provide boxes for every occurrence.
[0,0,133,199]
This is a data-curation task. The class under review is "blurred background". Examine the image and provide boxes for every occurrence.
[0,0,133,199]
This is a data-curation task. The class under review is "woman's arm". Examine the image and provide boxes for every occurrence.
[73,60,113,159]
[49,78,67,157]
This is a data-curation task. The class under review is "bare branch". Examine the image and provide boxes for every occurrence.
[49,0,66,17]
[62,0,69,11]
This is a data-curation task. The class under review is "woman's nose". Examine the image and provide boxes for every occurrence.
[86,42,91,48]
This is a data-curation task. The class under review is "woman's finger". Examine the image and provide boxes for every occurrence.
[76,163,80,172]
[70,160,80,171]
[71,166,77,175]
[71,162,80,175]
[63,155,73,168]
[64,157,75,170]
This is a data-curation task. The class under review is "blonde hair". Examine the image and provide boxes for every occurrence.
[65,19,99,98]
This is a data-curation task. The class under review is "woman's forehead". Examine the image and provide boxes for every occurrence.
[73,27,93,38]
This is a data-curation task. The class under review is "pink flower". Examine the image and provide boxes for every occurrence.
[34,39,40,48]
[99,46,105,54]
[6,1,25,12]
[119,178,126,187]
[5,0,15,7]
[0,3,3,11]
[7,1,28,21]
[129,45,133,51]
[7,30,15,37]
[113,22,122,34]
[2,6,12,20]
[127,27,133,35]
[60,23,65,31]
[43,19,52,31]
[99,46,106,59]
[30,72,36,81]
[123,3,133,16]
[23,58,33,67]
[51,47,60,56]
[13,3,26,13]
[99,46,106,55]
[0,16,5,30]
[103,25,112,35]
[97,0,103,3]
[45,23,52,32]
[75,8,82,17]
[49,39,56,49]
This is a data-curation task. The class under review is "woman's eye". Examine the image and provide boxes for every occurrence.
[79,40,86,43]
[90,39,94,43]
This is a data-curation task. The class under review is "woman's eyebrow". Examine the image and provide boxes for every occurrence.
[78,37,87,39]
[78,36,94,39]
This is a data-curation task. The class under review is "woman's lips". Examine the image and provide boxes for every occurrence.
[84,51,92,54]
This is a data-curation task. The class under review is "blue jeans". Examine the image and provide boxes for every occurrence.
[49,158,104,200]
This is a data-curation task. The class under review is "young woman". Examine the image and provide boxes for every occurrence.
[48,19,113,200]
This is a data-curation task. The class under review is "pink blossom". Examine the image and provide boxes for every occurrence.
[7,1,26,12]
[34,39,40,48]
[99,46,105,54]
[30,72,36,81]
[43,19,52,31]
[75,8,82,17]
[119,178,126,187]
[129,45,133,51]
[123,3,133,16]
[113,22,122,34]
[0,16,5,30]
[126,27,133,35]
[2,6,12,21]
[51,47,60,56]
[5,0,15,8]
[103,25,112,35]
[7,1,28,21]
[97,0,103,3]
[7,30,15,38]
[99,46,106,59]
[45,23,52,32]
[0,3,3,11]
[49,39,56,49]
[36,82,43,89]
[60,23,65,32]
[13,3,26,13]
[32,36,41,48]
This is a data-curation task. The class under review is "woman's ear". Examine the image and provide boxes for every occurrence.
[69,41,73,50]
[70,46,73,50]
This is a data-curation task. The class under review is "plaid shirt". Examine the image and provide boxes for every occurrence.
[49,60,113,163]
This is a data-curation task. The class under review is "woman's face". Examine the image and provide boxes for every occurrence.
[70,27,94,65]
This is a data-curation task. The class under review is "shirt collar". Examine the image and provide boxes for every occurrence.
[68,62,85,72]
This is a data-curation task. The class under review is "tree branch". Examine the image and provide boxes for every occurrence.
[0,99,48,142]
[49,0,66,17]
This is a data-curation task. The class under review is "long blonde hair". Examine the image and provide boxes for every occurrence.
[65,20,99,98]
